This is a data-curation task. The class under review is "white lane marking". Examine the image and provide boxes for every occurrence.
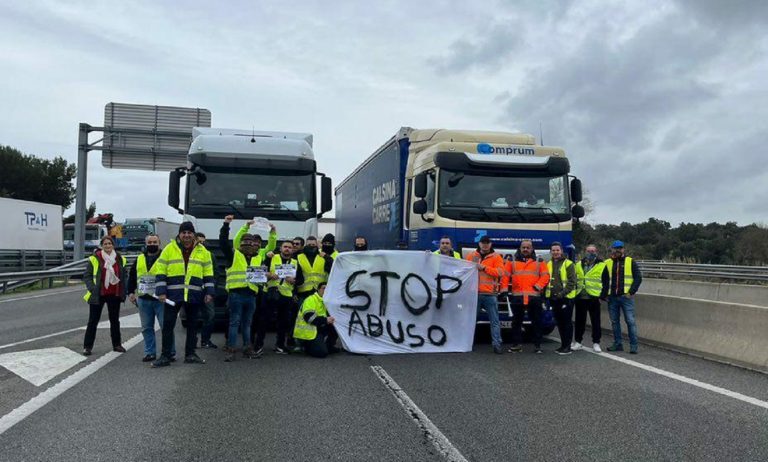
[546,336,768,410]
[371,365,468,462]
[0,288,82,304]
[97,312,142,329]
[0,332,143,436]
[0,313,141,351]
[0,347,86,386]
[0,327,85,351]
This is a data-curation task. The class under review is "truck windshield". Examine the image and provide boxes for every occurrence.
[63,228,100,240]
[188,169,315,219]
[438,170,570,222]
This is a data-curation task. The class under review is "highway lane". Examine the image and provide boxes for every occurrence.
[0,285,138,347]
[0,291,767,461]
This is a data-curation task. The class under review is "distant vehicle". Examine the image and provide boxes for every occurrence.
[63,223,107,252]
[335,127,586,336]
[88,213,127,250]
[123,218,179,251]
[0,197,63,251]
[167,127,333,326]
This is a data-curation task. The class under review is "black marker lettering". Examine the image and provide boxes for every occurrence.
[370,271,400,316]
[401,273,432,316]
[435,274,462,310]
[341,270,371,310]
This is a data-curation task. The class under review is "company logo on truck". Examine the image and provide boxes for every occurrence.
[25,211,48,231]
[372,179,399,230]
[477,143,535,156]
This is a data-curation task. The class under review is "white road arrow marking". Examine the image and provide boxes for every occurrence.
[0,347,86,386]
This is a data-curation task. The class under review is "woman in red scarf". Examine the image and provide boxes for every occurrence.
[82,236,127,355]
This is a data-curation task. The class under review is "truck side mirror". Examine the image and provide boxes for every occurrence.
[571,204,585,219]
[414,173,427,198]
[320,176,333,216]
[570,178,583,203]
[168,169,185,214]
[413,199,428,215]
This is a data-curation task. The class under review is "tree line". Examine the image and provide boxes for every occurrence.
[574,218,768,266]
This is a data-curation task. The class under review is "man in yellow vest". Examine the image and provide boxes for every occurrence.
[219,215,264,361]
[574,244,607,353]
[433,236,461,259]
[259,241,300,355]
[151,221,215,368]
[293,282,339,357]
[292,236,333,350]
[601,240,642,354]
[320,233,339,261]
[127,233,175,362]
[546,242,578,355]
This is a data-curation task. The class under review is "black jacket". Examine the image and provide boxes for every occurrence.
[600,257,642,297]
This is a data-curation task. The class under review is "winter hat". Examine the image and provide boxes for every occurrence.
[179,222,196,234]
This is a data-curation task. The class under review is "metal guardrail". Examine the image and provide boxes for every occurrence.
[638,261,768,282]
[0,254,138,294]
[0,250,75,273]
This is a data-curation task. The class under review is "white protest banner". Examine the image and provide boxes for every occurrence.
[324,251,478,354]
[246,266,268,284]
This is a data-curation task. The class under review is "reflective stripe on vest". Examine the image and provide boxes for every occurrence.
[605,257,634,295]
[546,259,577,299]
[297,253,327,293]
[293,293,327,341]
[268,255,297,297]
[226,251,263,293]
[576,261,606,297]
[158,242,213,302]
[433,250,461,259]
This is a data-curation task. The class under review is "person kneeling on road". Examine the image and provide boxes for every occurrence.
[293,282,339,358]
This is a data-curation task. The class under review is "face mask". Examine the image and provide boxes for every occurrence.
[354,244,368,251]
[586,253,597,261]
[146,245,159,254]
[322,244,334,253]
[305,246,318,255]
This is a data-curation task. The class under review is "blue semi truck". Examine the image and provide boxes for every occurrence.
[334,127,584,332]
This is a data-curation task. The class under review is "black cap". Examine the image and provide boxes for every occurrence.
[479,235,491,244]
[179,221,196,234]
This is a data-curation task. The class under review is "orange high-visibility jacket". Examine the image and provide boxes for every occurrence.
[500,257,550,305]
[466,250,505,294]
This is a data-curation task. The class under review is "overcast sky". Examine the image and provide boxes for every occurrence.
[1,0,766,226]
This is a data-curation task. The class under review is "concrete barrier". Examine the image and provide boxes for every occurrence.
[596,279,768,372]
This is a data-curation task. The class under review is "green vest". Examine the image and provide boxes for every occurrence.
[433,249,461,259]
[135,254,158,297]
[226,251,265,294]
[83,254,127,302]
[546,259,577,299]
[293,292,327,341]
[296,253,327,294]
[330,250,339,260]
[575,260,606,297]
[605,257,634,295]
[268,254,297,297]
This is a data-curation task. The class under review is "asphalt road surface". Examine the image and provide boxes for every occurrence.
[1,287,767,461]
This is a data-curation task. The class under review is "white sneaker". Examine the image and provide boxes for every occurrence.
[593,343,602,353]
[572,342,583,351]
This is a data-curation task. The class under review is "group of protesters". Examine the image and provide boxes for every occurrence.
[81,217,369,366]
[460,235,642,356]
[82,219,641,365]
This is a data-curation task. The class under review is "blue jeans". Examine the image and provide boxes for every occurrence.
[608,295,638,349]
[227,292,257,349]
[478,294,502,348]
[137,297,175,357]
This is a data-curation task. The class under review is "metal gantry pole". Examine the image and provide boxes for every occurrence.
[74,123,90,261]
